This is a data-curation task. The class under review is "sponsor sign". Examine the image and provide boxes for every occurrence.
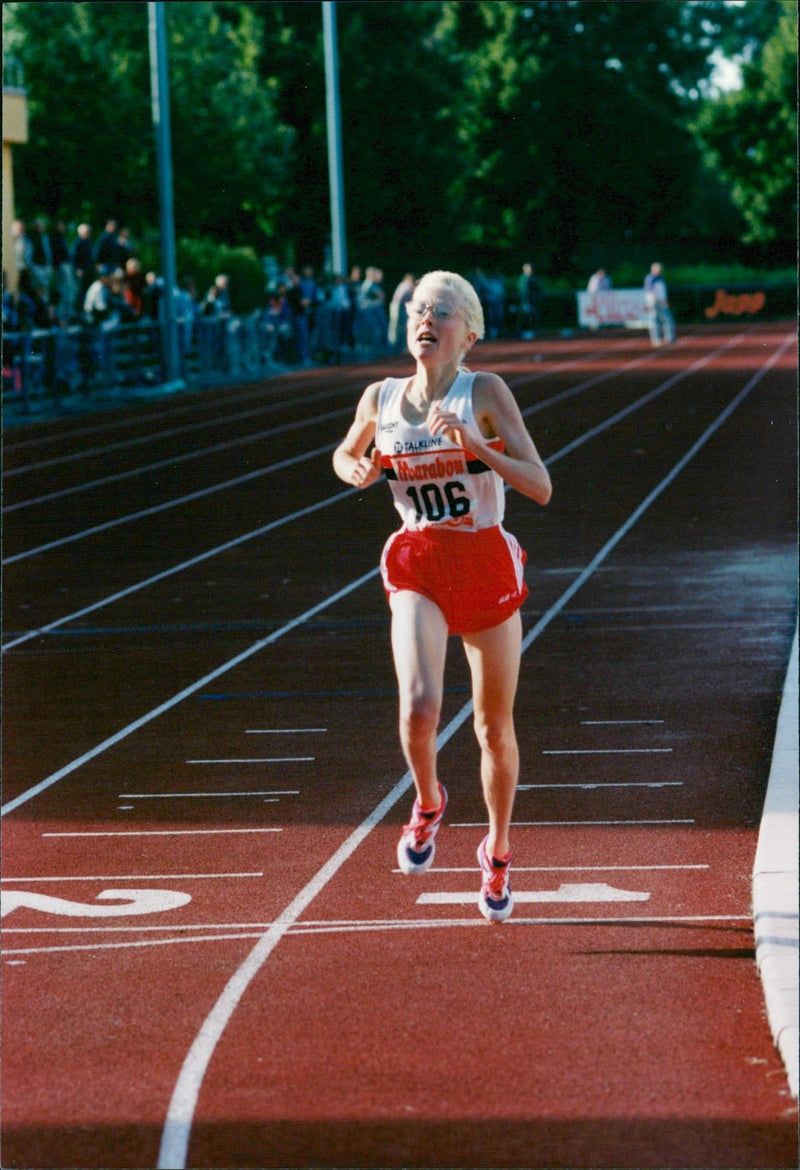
[576,288,649,329]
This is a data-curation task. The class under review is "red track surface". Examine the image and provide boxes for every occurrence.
[2,323,797,1169]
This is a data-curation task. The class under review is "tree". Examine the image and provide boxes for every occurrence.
[694,0,797,246]
[4,1,293,246]
[430,1,756,272]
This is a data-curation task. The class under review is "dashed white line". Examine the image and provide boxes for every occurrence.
[517,781,682,789]
[246,728,327,734]
[120,791,299,799]
[581,719,665,725]
[186,758,313,764]
[0,872,264,882]
[41,828,283,838]
[542,747,673,755]
[451,819,695,827]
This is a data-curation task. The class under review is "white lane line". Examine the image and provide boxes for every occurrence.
[246,728,327,734]
[41,829,283,838]
[2,374,350,464]
[2,443,340,565]
[1,566,378,816]
[451,819,695,827]
[5,922,281,933]
[1,487,361,652]
[542,748,673,755]
[4,391,358,492]
[2,914,754,957]
[581,719,665,725]
[120,792,298,799]
[0,873,264,882]
[397,864,709,873]
[186,758,312,764]
[517,781,682,789]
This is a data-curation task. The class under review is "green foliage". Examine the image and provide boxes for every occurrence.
[693,0,797,244]
[174,237,266,313]
[610,261,796,288]
[5,0,796,283]
[5,0,293,247]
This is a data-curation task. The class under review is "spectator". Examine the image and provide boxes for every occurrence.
[299,265,320,330]
[585,266,612,331]
[286,268,311,364]
[177,276,200,353]
[123,258,146,319]
[345,265,362,348]
[115,227,134,269]
[357,266,388,349]
[587,266,611,296]
[29,218,53,293]
[71,224,95,308]
[143,271,164,319]
[516,262,541,339]
[12,220,34,295]
[643,262,675,347]
[84,267,114,324]
[93,219,119,271]
[201,273,231,317]
[262,283,293,363]
[484,271,505,339]
[388,273,415,349]
[3,278,36,331]
[108,268,133,323]
[51,221,74,319]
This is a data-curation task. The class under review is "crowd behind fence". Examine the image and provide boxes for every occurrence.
[1,301,399,417]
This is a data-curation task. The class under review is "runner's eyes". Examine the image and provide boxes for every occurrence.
[407,303,458,322]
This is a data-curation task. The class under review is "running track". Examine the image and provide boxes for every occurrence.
[2,322,797,1169]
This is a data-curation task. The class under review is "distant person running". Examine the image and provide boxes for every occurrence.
[333,270,552,921]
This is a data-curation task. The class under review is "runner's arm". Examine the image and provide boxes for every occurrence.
[332,381,383,488]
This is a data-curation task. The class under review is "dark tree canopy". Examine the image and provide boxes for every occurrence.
[4,0,794,277]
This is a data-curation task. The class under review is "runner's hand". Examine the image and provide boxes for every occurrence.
[347,447,383,488]
[429,406,483,452]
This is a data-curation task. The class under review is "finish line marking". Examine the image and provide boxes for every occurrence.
[2,914,754,957]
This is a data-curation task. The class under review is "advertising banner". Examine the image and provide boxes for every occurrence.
[576,289,648,329]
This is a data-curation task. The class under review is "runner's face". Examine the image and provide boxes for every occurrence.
[407,285,475,363]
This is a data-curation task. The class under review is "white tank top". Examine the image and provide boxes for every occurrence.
[375,369,506,531]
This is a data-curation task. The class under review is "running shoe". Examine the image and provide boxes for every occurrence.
[477,835,513,922]
[396,783,447,874]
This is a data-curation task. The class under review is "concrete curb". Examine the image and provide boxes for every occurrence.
[753,621,798,1100]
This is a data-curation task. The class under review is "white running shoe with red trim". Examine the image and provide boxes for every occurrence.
[477,835,513,922]
[396,783,447,874]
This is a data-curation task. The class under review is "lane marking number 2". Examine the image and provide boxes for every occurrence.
[1,889,192,918]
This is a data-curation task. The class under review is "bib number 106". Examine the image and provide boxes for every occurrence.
[406,481,470,523]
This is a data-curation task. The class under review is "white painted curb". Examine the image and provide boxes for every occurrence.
[753,623,798,1099]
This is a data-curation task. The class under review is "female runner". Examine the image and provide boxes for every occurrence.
[333,270,552,921]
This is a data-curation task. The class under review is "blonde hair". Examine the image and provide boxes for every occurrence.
[414,270,485,340]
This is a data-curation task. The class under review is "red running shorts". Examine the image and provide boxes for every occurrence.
[380,524,528,635]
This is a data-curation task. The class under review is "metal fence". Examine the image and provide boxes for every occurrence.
[2,303,394,418]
